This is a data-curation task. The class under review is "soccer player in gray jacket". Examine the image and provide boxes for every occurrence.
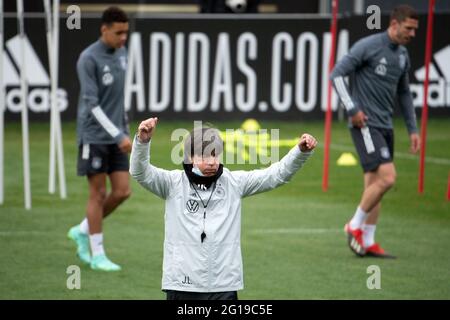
[330,5,420,258]
[130,117,317,300]
[68,7,132,272]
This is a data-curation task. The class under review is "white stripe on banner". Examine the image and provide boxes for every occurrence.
[82,144,89,160]
[360,126,375,154]
[334,76,355,111]
[91,106,120,138]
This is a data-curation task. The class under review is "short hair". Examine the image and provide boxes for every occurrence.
[184,127,223,163]
[102,6,128,25]
[390,5,418,23]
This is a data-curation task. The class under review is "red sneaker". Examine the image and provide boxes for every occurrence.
[344,223,365,257]
[365,243,397,259]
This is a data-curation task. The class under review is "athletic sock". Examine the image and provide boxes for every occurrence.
[89,233,105,257]
[349,206,368,230]
[362,224,376,247]
[79,218,89,235]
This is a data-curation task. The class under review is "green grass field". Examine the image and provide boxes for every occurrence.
[1,118,449,299]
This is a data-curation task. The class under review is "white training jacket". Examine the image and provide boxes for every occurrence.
[130,136,313,293]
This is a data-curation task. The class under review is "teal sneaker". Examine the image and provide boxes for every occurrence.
[90,254,122,272]
[67,225,91,265]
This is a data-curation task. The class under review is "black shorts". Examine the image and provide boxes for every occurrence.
[350,126,394,173]
[77,143,129,176]
[165,290,238,300]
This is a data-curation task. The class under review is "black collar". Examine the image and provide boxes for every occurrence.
[183,163,223,189]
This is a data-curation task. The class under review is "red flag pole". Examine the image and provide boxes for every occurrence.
[322,0,339,192]
[418,0,435,194]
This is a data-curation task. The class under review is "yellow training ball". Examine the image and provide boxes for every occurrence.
[241,118,261,132]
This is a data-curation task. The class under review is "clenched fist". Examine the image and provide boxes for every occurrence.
[137,117,158,143]
[298,134,317,152]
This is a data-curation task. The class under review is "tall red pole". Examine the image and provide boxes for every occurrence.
[322,0,339,192]
[447,173,450,201]
[418,0,435,194]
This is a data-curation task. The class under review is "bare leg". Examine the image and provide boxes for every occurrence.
[347,163,396,255]
[86,173,107,234]
[361,171,381,248]
[103,171,131,218]
[358,164,397,257]
[363,172,381,225]
[358,163,396,216]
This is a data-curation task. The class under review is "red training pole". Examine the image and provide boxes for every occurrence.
[418,0,435,194]
[447,173,450,201]
[322,0,339,192]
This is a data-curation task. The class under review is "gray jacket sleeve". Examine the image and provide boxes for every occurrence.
[77,54,99,110]
[129,136,174,199]
[77,54,125,144]
[397,55,418,134]
[330,39,367,116]
[231,146,313,198]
